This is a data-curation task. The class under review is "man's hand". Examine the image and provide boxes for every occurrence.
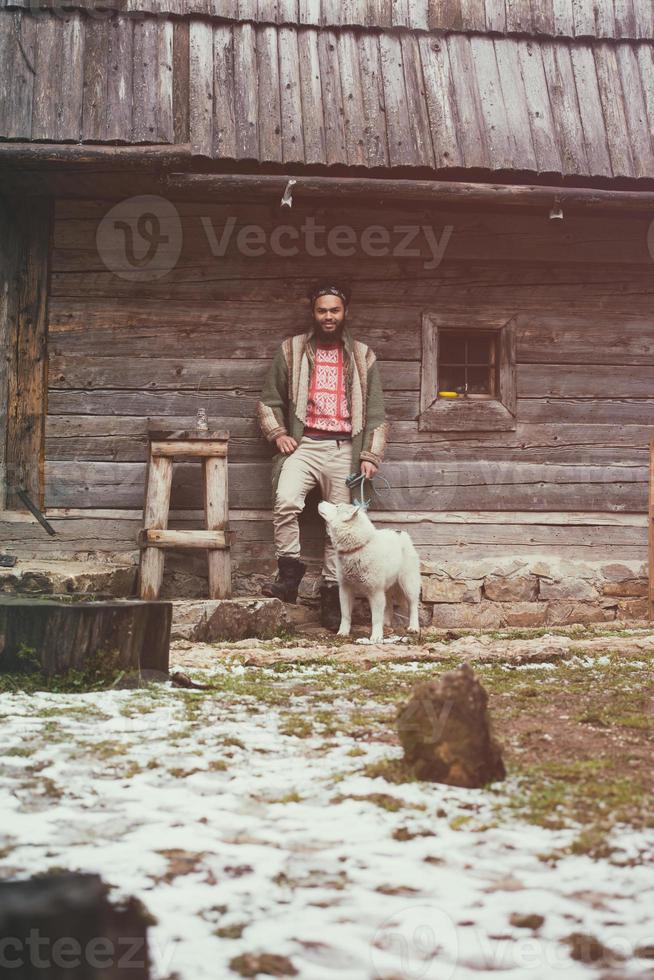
[276,435,298,456]
[360,461,378,481]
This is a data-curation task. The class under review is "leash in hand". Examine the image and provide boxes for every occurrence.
[346,471,391,511]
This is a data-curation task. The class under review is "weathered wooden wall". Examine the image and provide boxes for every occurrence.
[0,196,50,510]
[25,196,653,568]
[0,196,13,509]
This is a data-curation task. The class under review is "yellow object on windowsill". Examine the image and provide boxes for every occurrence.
[438,391,459,398]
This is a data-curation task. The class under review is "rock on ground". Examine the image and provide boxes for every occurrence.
[397,663,506,788]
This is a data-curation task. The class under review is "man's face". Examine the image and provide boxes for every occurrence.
[313,294,347,340]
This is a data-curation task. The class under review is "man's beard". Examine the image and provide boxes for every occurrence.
[314,322,345,345]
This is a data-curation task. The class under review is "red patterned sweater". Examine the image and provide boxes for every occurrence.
[304,343,353,436]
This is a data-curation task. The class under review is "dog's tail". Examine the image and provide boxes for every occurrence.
[398,532,422,596]
[399,531,418,560]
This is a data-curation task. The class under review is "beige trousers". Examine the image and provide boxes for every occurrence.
[273,437,353,583]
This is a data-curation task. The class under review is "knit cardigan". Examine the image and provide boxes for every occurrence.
[257,327,389,494]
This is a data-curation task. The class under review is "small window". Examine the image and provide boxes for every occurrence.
[420,312,518,432]
[438,330,497,399]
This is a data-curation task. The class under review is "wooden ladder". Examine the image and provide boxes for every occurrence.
[651,434,654,621]
[138,429,231,600]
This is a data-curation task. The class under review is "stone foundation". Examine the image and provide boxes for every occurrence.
[0,555,650,629]
[422,557,650,628]
[0,560,138,598]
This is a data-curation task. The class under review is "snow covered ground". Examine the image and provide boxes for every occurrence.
[1,658,653,979]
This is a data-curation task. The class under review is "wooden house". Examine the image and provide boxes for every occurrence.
[1,0,654,626]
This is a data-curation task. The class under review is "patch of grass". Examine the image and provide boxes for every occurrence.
[215,922,247,940]
[3,643,42,674]
[204,672,293,707]
[36,704,112,721]
[279,715,313,738]
[118,760,143,779]
[331,792,423,813]
[222,736,246,749]
[82,740,130,762]
[449,814,474,831]
[493,758,654,859]
[20,774,64,801]
[273,627,298,644]
[208,759,229,772]
[0,648,129,694]
[168,727,196,742]
[361,757,417,784]
[574,692,653,731]
[268,792,304,804]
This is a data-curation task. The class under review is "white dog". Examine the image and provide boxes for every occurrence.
[318,502,421,644]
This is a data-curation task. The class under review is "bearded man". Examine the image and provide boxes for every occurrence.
[256,283,388,630]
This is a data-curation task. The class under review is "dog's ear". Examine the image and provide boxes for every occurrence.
[342,504,360,523]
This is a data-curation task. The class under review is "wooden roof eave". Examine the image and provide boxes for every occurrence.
[3,0,654,43]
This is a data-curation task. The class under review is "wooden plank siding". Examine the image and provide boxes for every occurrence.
[1,10,175,146]
[42,198,654,570]
[2,10,654,182]
[3,198,51,510]
[4,0,654,41]
[0,195,16,508]
[0,510,649,567]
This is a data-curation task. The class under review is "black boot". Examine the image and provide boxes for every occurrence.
[320,584,341,632]
[262,557,307,604]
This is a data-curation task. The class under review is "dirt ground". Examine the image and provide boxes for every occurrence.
[2,623,654,977]
[171,623,654,856]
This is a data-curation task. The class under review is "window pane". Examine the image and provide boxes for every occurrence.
[467,366,491,394]
[467,334,492,363]
[439,366,466,392]
[439,333,466,363]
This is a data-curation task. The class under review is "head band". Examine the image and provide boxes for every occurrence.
[311,285,349,306]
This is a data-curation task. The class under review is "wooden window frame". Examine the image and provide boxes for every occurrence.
[419,312,517,432]
[437,328,498,398]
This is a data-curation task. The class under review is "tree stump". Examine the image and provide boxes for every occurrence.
[0,598,171,676]
[0,873,151,977]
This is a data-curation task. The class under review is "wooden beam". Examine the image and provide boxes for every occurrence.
[650,433,654,619]
[158,172,654,213]
[138,528,227,549]
[0,195,17,509]
[39,508,651,527]
[1,146,654,210]
[4,198,51,510]
[204,453,232,598]
[150,440,229,458]
[0,143,194,166]
[33,509,650,527]
[138,454,173,600]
